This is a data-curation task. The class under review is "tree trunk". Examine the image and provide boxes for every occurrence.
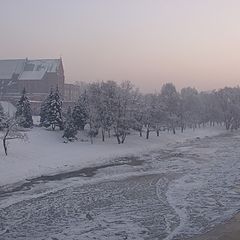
[116,135,121,144]
[121,134,126,144]
[173,127,176,134]
[181,125,184,133]
[3,137,7,156]
[146,128,150,139]
[225,121,230,130]
[102,129,105,142]
[3,129,9,156]
[115,127,121,144]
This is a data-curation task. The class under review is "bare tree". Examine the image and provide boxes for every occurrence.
[2,118,26,156]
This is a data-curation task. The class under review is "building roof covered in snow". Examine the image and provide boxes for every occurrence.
[0,58,62,81]
[0,59,26,80]
[18,59,61,80]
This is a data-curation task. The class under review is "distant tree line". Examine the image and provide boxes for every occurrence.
[39,81,240,143]
[1,82,240,147]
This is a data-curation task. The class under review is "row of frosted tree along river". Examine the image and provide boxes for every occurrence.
[1,81,240,144]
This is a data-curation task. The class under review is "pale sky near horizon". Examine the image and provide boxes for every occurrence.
[1,0,240,92]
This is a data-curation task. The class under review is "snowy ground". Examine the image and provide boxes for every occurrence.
[0,126,224,187]
[0,128,240,240]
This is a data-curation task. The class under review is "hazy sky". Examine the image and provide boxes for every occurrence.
[1,0,240,92]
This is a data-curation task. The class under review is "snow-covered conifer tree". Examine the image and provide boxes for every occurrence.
[15,88,33,128]
[72,91,89,130]
[40,88,63,130]
[40,97,49,127]
[63,107,77,142]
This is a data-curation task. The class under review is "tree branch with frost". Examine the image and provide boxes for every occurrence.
[1,118,26,156]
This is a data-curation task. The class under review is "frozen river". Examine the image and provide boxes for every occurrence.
[1,131,240,239]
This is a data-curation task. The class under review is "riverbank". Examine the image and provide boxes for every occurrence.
[0,126,225,187]
[190,212,240,240]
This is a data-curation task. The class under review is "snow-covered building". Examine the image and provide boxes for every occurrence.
[0,58,65,101]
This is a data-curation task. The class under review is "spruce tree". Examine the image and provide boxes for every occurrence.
[15,88,33,128]
[40,88,63,130]
[40,97,49,127]
[63,107,77,141]
[72,92,88,130]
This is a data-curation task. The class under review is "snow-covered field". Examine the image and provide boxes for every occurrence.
[0,126,224,187]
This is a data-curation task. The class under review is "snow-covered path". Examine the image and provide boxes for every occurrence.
[1,131,240,239]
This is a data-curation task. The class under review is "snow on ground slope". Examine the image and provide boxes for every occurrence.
[0,126,225,186]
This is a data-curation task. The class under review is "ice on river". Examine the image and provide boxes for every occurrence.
[1,131,240,240]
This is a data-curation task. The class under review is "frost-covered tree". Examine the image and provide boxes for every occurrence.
[180,87,201,131]
[85,83,101,144]
[40,88,63,130]
[143,94,157,139]
[112,81,134,144]
[98,81,117,140]
[151,94,165,137]
[142,93,166,139]
[198,91,221,127]
[216,87,240,130]
[0,104,7,131]
[15,88,33,128]
[71,81,136,144]
[131,92,145,137]
[160,83,180,134]
[217,88,234,129]
[2,118,26,156]
[63,107,77,142]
